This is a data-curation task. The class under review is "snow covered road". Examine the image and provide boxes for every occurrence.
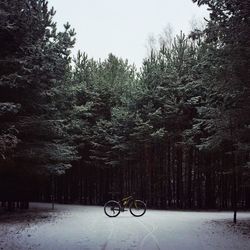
[0,203,249,250]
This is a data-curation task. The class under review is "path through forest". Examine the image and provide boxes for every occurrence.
[0,203,249,250]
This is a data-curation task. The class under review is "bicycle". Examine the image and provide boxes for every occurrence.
[104,195,146,217]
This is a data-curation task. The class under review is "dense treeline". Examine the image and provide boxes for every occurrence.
[0,0,78,210]
[0,0,250,213]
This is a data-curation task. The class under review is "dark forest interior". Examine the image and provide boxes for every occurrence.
[0,0,250,217]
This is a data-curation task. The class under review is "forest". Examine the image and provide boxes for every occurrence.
[0,0,250,216]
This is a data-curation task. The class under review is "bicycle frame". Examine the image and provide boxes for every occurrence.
[119,196,135,211]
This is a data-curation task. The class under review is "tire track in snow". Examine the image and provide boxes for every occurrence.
[137,219,161,250]
[101,219,114,250]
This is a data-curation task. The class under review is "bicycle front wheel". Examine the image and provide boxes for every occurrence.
[104,200,121,217]
[130,200,146,217]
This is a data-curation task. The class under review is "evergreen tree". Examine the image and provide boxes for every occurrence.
[192,0,250,221]
[0,0,77,207]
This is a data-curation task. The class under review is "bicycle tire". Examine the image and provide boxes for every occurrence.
[104,200,121,217]
[129,200,146,217]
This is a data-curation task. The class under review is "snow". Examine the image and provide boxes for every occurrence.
[0,203,250,250]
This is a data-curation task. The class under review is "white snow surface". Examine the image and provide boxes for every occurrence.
[0,202,250,250]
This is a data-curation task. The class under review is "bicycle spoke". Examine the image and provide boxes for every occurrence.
[130,200,146,217]
[104,200,121,217]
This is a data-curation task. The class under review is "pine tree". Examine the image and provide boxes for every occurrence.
[0,0,78,207]
[193,0,250,221]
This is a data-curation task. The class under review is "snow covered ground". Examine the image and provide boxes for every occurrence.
[0,203,249,250]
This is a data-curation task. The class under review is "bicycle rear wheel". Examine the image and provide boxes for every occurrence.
[104,200,121,217]
[130,200,146,217]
